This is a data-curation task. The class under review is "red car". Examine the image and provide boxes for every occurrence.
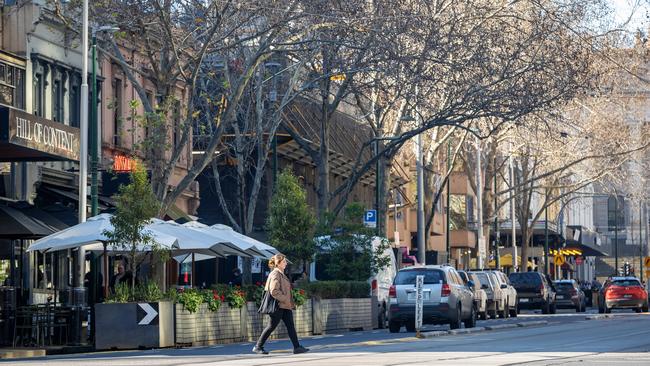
[598,277,648,313]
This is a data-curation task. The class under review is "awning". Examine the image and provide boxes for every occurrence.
[0,106,80,161]
[565,226,608,256]
[0,199,68,239]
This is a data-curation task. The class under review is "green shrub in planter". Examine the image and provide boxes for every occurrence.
[178,289,204,313]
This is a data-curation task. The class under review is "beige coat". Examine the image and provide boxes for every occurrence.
[266,268,294,310]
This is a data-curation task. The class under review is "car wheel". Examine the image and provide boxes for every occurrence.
[405,320,416,332]
[388,320,401,333]
[643,303,649,312]
[450,306,462,330]
[509,304,518,318]
[635,307,642,313]
[542,301,549,314]
[604,305,611,314]
[550,302,557,314]
[464,306,477,328]
[479,311,487,320]
[489,307,497,319]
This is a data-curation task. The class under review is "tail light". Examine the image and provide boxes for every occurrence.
[389,285,396,298]
[538,284,544,293]
[371,280,378,294]
[441,284,451,297]
[605,286,619,300]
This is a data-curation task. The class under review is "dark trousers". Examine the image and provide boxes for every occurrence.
[256,308,300,348]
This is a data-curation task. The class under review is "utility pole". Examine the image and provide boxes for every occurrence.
[615,195,619,275]
[640,202,643,282]
[446,140,451,264]
[375,140,382,237]
[509,142,517,272]
[476,138,484,269]
[90,30,99,217]
[494,154,500,269]
[544,203,549,276]
[416,125,425,265]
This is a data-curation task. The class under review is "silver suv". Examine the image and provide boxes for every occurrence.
[388,265,477,332]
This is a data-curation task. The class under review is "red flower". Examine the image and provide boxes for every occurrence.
[299,289,305,295]
[220,295,225,301]
[255,282,262,286]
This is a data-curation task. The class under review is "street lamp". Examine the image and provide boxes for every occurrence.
[90,25,119,217]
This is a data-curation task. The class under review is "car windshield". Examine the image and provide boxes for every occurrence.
[554,282,574,290]
[394,269,444,285]
[472,273,491,287]
[509,272,541,285]
[612,279,641,287]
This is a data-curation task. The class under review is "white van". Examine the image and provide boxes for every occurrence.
[309,236,397,328]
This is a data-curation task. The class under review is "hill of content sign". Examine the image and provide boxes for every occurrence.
[0,107,80,161]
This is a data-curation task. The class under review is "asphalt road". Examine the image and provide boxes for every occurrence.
[4,309,650,366]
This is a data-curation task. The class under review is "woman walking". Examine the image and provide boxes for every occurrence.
[253,254,309,355]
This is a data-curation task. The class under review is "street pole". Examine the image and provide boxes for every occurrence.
[543,196,549,278]
[90,31,99,217]
[375,139,382,237]
[640,202,643,282]
[494,154,500,269]
[615,196,619,275]
[416,129,425,265]
[476,138,484,269]
[74,0,89,345]
[446,140,451,264]
[509,142,517,272]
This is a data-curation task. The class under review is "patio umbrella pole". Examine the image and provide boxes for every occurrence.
[103,243,109,300]
[191,253,195,288]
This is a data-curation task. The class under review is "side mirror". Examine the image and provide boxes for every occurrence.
[500,284,508,289]
[467,280,475,289]
[481,284,489,290]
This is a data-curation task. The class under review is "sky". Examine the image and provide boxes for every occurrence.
[610,0,649,32]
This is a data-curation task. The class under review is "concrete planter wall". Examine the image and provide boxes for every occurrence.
[95,301,174,350]
[174,298,372,346]
[316,298,373,333]
[246,301,313,341]
[175,303,244,346]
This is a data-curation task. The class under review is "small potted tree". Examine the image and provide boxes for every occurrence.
[94,161,174,350]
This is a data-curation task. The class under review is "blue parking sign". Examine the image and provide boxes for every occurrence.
[364,210,377,228]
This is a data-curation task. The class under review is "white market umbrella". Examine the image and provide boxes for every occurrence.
[210,224,278,257]
[149,219,251,258]
[27,213,178,252]
[182,221,274,259]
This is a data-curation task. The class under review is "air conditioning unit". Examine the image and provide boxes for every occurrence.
[113,135,121,147]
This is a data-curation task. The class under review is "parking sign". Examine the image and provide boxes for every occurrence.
[364,210,377,228]
[415,275,424,333]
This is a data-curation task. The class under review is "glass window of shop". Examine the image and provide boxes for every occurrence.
[0,61,25,110]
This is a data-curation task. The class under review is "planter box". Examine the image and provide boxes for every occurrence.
[246,301,312,342]
[175,303,244,346]
[95,301,174,350]
[316,298,372,333]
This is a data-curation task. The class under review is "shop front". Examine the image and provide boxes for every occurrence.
[0,104,82,347]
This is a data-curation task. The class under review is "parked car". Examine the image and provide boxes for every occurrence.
[459,270,487,320]
[598,277,649,313]
[554,279,586,312]
[508,272,557,314]
[469,271,506,319]
[490,270,518,318]
[388,265,477,332]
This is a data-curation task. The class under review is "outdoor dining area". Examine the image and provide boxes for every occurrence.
[1,207,277,350]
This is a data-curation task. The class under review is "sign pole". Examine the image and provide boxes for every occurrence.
[415,275,424,338]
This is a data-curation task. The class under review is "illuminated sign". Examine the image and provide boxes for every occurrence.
[113,155,135,172]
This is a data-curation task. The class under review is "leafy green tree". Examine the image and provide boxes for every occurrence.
[103,161,162,289]
[266,168,316,273]
[319,202,391,281]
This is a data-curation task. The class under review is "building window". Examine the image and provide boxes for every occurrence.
[52,69,64,122]
[69,73,81,127]
[0,61,25,110]
[450,194,468,230]
[608,195,624,230]
[33,63,47,117]
[113,78,122,146]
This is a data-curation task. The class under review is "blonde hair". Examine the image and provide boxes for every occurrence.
[268,254,286,270]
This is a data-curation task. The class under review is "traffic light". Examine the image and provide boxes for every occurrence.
[623,262,631,276]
